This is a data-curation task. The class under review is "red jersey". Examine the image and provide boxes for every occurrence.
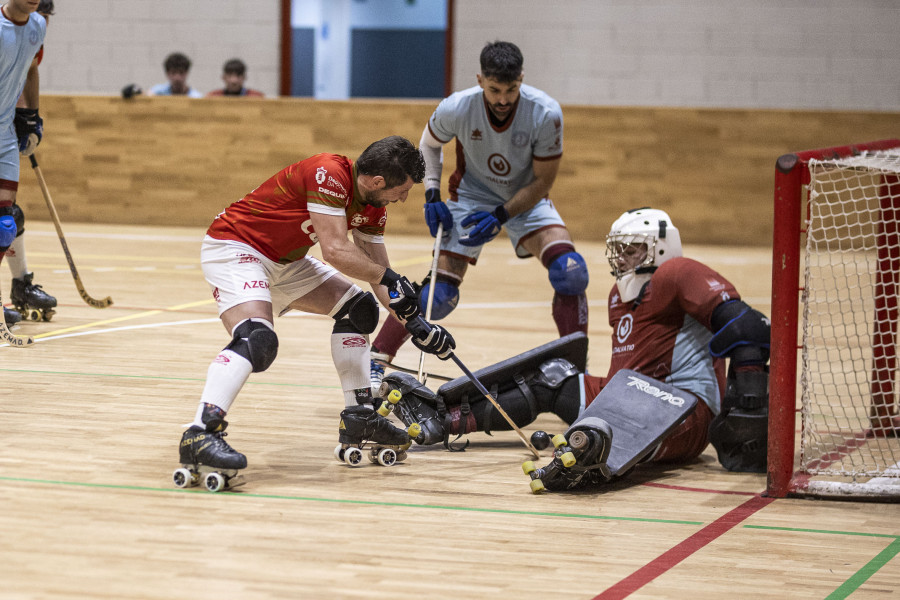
[207,154,387,263]
[599,257,739,414]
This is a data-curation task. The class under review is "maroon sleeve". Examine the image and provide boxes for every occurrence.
[664,258,741,329]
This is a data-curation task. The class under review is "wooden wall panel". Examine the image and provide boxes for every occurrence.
[15,95,900,246]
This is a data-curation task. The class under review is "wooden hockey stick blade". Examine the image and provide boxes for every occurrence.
[30,155,113,309]
[417,222,443,382]
[449,352,541,459]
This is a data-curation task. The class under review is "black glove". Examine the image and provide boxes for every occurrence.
[121,83,143,99]
[405,316,455,360]
[380,268,420,320]
[14,108,42,156]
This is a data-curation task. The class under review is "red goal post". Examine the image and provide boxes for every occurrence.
[769,139,900,500]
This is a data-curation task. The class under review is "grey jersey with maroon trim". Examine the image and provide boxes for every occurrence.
[427,83,563,204]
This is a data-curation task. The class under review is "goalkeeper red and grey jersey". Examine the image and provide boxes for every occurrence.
[427,83,563,204]
[207,153,387,264]
[599,257,739,414]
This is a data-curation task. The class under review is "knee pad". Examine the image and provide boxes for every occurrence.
[226,319,278,373]
[0,216,16,249]
[418,279,460,320]
[0,204,24,236]
[332,290,379,334]
[548,251,589,295]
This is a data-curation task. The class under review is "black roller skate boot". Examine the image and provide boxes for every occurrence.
[377,372,444,446]
[173,404,247,492]
[522,421,614,494]
[4,306,21,326]
[335,404,418,467]
[11,272,57,321]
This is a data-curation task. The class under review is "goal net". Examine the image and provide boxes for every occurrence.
[769,140,900,500]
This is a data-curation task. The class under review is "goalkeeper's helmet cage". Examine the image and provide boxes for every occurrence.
[606,207,682,301]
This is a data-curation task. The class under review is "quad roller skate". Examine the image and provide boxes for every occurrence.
[11,273,57,322]
[334,403,421,467]
[522,426,612,494]
[173,423,247,493]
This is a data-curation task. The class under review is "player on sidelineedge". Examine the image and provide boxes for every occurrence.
[369,40,589,392]
[379,208,770,491]
[176,136,456,488]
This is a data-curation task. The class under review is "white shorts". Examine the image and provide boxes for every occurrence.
[201,236,339,317]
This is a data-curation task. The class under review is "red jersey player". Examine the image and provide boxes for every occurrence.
[174,136,456,490]
[378,208,770,491]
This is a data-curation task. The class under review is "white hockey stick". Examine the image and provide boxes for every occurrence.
[417,222,443,382]
[30,154,113,309]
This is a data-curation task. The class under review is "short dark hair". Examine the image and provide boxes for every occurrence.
[223,59,247,76]
[164,52,192,73]
[480,41,523,83]
[37,0,54,15]
[356,136,425,189]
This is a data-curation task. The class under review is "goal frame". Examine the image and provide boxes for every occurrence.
[768,138,900,499]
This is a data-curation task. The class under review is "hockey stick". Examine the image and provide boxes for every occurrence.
[0,280,34,348]
[373,354,453,382]
[30,154,113,309]
[448,351,541,459]
[417,222,443,382]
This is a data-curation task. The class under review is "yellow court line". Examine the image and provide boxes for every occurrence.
[32,299,216,339]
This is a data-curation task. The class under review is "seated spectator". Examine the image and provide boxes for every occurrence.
[148,52,203,98]
[206,59,264,97]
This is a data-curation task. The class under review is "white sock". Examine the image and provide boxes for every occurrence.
[331,332,371,406]
[191,349,253,426]
[6,236,27,279]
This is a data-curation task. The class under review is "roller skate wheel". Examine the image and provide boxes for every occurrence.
[407,422,422,438]
[26,309,41,321]
[551,434,568,449]
[334,444,345,462]
[569,430,590,451]
[522,460,536,475]
[344,447,364,466]
[377,404,391,417]
[204,472,226,492]
[172,468,193,488]
[560,451,576,468]
[530,478,545,494]
[377,448,397,467]
[387,389,402,404]
[41,310,55,322]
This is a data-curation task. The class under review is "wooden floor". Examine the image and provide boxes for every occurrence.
[2,221,899,600]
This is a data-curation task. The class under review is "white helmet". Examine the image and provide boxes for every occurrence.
[605,207,682,301]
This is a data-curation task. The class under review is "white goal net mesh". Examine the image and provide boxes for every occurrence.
[802,149,900,490]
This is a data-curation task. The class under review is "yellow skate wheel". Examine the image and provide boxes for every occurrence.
[530,478,545,494]
[408,422,422,438]
[551,434,568,449]
[377,404,391,417]
[560,451,576,468]
[522,460,536,475]
[387,389,402,404]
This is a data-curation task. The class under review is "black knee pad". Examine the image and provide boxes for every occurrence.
[0,204,24,236]
[333,291,379,334]
[227,320,279,372]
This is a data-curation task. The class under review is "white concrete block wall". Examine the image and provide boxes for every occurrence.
[38,0,900,110]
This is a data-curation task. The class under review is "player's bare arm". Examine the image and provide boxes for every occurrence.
[353,235,393,309]
[503,156,560,217]
[309,210,386,285]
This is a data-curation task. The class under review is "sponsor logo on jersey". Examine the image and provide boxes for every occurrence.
[318,186,347,200]
[707,278,725,292]
[350,213,368,227]
[611,293,620,306]
[471,128,482,141]
[378,215,387,227]
[625,375,686,407]
[243,280,269,289]
[512,132,528,147]
[342,336,367,348]
[213,287,221,302]
[315,167,327,185]
[327,176,347,195]
[237,253,261,264]
[488,153,511,177]
[616,313,633,343]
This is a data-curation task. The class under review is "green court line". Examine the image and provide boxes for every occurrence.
[825,537,900,600]
[0,475,702,524]
[0,367,339,389]
[743,524,900,539]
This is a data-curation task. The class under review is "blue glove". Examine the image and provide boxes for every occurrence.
[423,188,452,237]
[14,108,42,156]
[0,215,17,251]
[459,205,509,247]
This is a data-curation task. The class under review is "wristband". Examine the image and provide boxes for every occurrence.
[493,205,510,224]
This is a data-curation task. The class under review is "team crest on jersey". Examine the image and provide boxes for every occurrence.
[378,215,387,227]
[471,129,482,141]
[350,213,368,227]
[488,153,511,177]
[616,313,633,343]
[316,167,327,185]
[512,132,528,147]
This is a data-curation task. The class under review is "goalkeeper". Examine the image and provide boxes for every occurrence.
[381,208,770,489]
